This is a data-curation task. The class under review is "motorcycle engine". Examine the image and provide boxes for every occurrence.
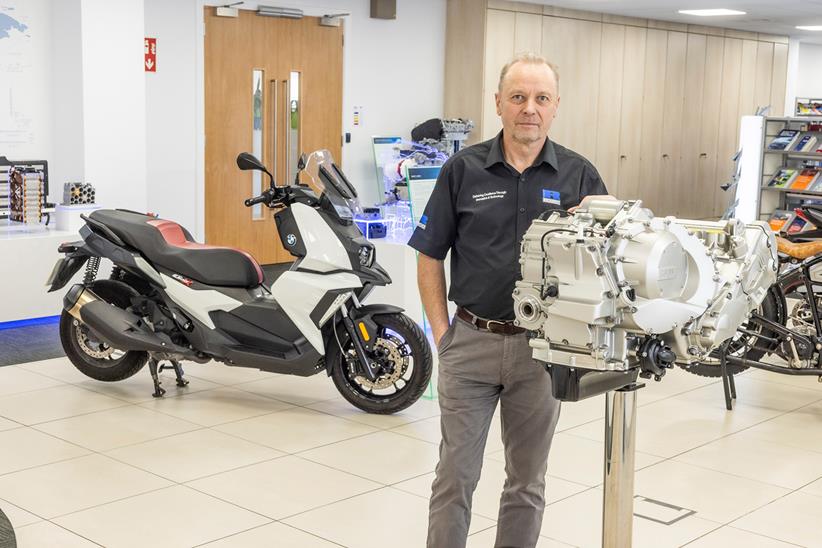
[513,200,777,377]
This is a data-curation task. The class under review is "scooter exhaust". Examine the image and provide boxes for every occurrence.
[63,284,194,355]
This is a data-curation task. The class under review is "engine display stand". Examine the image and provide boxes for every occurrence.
[602,383,642,548]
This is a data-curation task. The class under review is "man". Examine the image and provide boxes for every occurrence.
[408,52,609,548]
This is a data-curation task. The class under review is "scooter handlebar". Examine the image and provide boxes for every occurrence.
[244,188,280,207]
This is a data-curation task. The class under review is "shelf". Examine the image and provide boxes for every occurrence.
[763,149,822,159]
[761,186,822,195]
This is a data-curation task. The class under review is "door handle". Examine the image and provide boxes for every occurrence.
[699,153,707,158]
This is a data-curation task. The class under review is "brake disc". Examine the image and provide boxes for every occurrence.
[74,320,115,359]
[354,335,409,390]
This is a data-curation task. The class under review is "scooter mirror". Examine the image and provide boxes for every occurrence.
[236,152,268,173]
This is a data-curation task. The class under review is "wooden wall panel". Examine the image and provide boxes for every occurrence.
[678,32,707,218]
[541,16,602,161]
[444,0,486,145]
[737,39,759,119]
[753,41,775,114]
[481,9,515,141]
[638,28,668,213]
[659,31,688,216]
[714,38,744,217]
[616,26,647,201]
[696,36,725,219]
[771,42,789,117]
[594,23,626,195]
[514,12,542,52]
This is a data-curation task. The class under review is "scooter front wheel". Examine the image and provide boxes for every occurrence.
[329,312,432,414]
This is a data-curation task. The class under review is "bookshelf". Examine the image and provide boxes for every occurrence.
[756,117,822,223]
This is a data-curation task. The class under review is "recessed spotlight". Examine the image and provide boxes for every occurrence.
[678,9,746,16]
[797,25,822,31]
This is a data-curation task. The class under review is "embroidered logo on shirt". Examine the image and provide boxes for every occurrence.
[417,214,428,230]
[472,190,507,202]
[543,189,561,205]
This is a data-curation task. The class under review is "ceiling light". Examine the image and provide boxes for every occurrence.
[797,25,822,31]
[678,9,746,16]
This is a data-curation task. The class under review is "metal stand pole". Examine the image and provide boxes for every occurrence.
[602,384,641,548]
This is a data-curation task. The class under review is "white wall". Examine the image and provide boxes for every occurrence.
[796,42,822,100]
[144,0,198,229]
[50,0,85,199]
[80,0,147,211]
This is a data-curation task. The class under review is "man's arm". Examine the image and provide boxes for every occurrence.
[417,252,450,347]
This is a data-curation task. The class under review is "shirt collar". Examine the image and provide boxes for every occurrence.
[484,131,559,172]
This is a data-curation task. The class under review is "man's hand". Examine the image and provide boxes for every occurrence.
[417,253,451,348]
[568,194,618,214]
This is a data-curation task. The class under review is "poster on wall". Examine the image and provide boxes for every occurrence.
[0,2,39,152]
[406,165,441,227]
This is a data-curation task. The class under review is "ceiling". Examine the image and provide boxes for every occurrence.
[525,0,822,44]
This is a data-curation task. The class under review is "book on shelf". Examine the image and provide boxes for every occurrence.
[790,168,821,190]
[793,134,818,152]
[769,168,798,188]
[768,209,795,232]
[786,215,809,234]
[768,129,801,150]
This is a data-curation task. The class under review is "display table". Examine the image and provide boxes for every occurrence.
[0,225,80,323]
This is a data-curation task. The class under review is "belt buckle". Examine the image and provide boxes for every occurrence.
[485,319,506,334]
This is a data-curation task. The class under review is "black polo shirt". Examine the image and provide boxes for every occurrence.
[408,131,607,320]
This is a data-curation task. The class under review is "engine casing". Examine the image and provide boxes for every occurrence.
[513,200,777,371]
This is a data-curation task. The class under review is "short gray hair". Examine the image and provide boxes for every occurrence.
[498,52,560,93]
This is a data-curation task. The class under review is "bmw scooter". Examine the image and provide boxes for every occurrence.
[46,150,432,414]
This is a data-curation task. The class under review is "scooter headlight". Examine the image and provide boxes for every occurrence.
[358,245,375,267]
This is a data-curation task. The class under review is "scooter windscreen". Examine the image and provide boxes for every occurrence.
[304,150,361,223]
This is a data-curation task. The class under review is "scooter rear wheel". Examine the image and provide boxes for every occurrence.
[329,312,432,414]
[60,279,149,382]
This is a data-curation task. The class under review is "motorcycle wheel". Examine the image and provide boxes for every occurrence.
[677,290,782,378]
[59,279,149,382]
[329,312,432,414]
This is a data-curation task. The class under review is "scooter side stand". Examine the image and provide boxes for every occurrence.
[149,358,190,398]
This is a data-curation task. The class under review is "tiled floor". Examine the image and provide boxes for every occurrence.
[0,356,821,547]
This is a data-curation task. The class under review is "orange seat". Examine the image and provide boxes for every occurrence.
[776,236,822,260]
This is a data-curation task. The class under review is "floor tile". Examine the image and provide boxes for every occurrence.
[684,525,799,547]
[54,485,269,548]
[678,376,822,415]
[540,488,721,548]
[0,416,18,432]
[0,384,128,425]
[0,497,41,528]
[390,413,506,455]
[567,395,775,458]
[799,476,822,497]
[674,431,822,489]
[747,368,822,390]
[200,522,340,547]
[15,520,100,547]
[34,405,201,452]
[0,427,89,475]
[555,395,605,432]
[634,460,789,523]
[74,369,221,404]
[177,361,275,385]
[188,455,381,519]
[393,455,589,521]
[740,400,822,454]
[638,370,718,405]
[533,433,664,487]
[283,487,495,548]
[307,396,441,429]
[234,373,344,405]
[15,357,90,384]
[0,453,171,518]
[299,431,439,484]
[467,527,576,548]
[105,428,283,482]
[215,407,377,453]
[732,491,822,547]
[0,365,63,396]
[137,386,292,426]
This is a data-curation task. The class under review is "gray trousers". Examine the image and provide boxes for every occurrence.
[427,315,561,548]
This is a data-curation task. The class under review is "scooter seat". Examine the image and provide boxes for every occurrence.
[776,235,822,260]
[89,209,264,288]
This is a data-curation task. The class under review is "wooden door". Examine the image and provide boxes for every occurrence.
[204,9,343,264]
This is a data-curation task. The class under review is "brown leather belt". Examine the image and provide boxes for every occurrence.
[456,307,526,336]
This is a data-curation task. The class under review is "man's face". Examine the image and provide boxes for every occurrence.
[495,62,560,146]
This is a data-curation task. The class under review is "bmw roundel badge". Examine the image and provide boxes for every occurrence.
[286,234,297,246]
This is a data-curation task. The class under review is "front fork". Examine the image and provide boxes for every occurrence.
[338,300,382,382]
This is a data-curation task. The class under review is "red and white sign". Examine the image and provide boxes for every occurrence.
[144,37,156,72]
